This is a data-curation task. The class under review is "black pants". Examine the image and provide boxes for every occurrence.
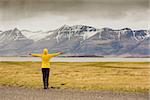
[42,68,50,89]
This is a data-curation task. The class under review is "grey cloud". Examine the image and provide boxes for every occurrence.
[0,0,148,25]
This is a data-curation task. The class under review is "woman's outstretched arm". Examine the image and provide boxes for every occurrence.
[30,53,42,57]
[49,52,63,57]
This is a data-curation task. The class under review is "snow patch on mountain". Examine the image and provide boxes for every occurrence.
[132,31,140,41]
[0,30,2,34]
[21,30,53,41]
[82,31,97,40]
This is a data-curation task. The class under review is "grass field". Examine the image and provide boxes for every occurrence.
[0,62,149,92]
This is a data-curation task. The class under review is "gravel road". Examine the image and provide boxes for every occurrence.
[0,87,149,100]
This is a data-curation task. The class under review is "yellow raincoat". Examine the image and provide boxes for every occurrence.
[31,48,61,68]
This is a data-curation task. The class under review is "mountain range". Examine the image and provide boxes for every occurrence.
[0,25,149,57]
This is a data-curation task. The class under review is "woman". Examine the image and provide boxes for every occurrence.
[30,48,63,89]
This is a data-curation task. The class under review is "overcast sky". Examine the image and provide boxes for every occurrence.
[0,0,149,31]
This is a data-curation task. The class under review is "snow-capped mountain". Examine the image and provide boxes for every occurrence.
[21,25,102,53]
[75,27,150,57]
[53,25,99,42]
[0,28,33,56]
[0,25,149,57]
[0,28,27,43]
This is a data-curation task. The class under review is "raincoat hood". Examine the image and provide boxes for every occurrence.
[43,48,48,55]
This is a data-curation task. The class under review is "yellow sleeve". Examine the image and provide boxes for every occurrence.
[48,52,61,57]
[31,54,42,57]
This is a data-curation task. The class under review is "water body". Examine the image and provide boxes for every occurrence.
[0,57,149,62]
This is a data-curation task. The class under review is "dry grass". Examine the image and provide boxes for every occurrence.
[0,62,149,92]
